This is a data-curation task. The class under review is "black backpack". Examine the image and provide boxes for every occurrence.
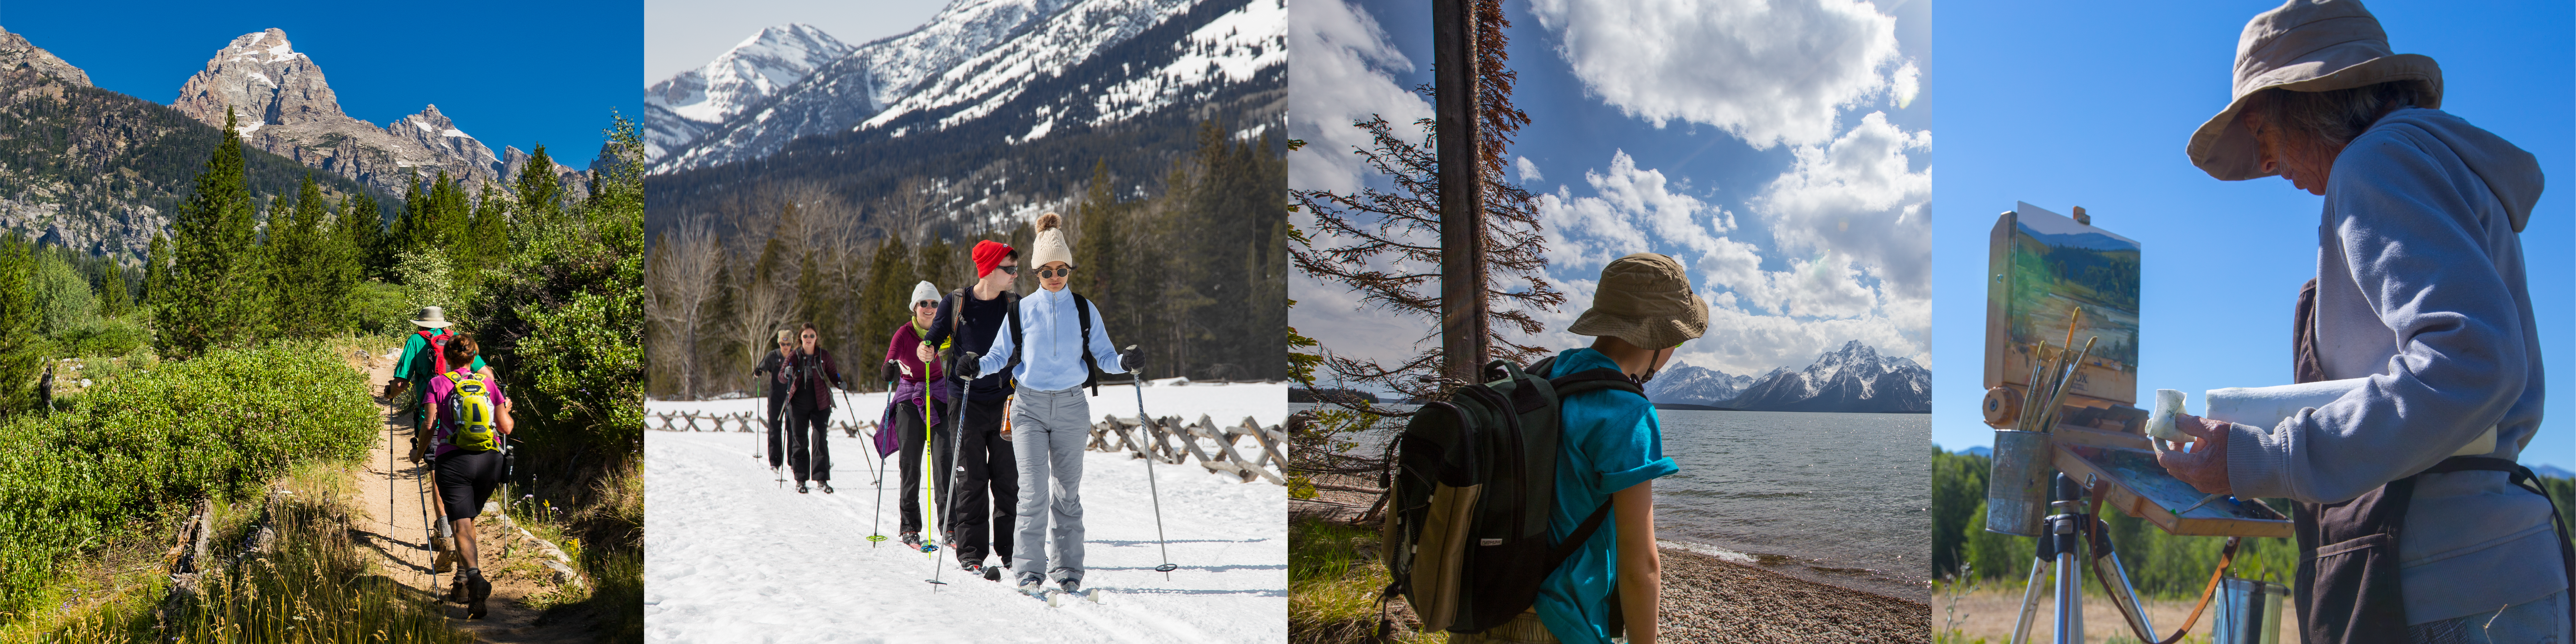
[1001,291,1107,395]
[1379,356,1642,636]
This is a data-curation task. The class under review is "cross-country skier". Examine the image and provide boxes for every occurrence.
[960,212,1141,596]
[785,323,844,494]
[884,281,950,550]
[753,329,797,471]
[921,240,1023,578]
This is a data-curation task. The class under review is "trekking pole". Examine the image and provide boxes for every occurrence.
[1123,346,1179,580]
[927,352,977,589]
[864,380,894,548]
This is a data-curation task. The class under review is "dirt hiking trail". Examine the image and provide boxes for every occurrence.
[346,350,596,643]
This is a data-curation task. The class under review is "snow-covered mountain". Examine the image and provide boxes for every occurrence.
[1644,365,1756,408]
[643,24,851,160]
[164,28,591,200]
[650,0,1283,173]
[1724,341,1932,413]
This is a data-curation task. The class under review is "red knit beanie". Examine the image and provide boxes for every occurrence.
[971,240,1015,278]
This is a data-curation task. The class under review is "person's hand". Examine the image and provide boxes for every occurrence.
[406,443,426,464]
[917,342,936,364]
[2153,413,2234,495]
[954,353,983,380]
[1119,345,1145,375]
[881,360,901,383]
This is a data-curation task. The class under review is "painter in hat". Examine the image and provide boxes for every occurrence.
[2154,1,2562,639]
[1494,252,1701,644]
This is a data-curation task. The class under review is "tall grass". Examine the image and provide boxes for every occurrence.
[1290,516,1443,644]
[13,462,471,643]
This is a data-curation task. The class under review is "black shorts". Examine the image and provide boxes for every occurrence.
[435,449,504,520]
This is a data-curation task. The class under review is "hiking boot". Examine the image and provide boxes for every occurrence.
[962,561,984,577]
[796,482,809,494]
[430,536,457,574]
[445,572,468,604]
[984,565,1004,582]
[1015,574,1044,595]
[818,482,834,494]
[1058,578,1082,595]
[464,568,491,619]
[900,532,923,550]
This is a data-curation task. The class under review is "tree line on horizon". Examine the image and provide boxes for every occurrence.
[646,119,1288,399]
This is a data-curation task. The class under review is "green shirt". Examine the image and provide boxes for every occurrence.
[395,330,487,385]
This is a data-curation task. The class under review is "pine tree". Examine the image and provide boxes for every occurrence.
[917,236,953,293]
[98,259,127,319]
[264,172,336,339]
[341,191,385,280]
[155,107,263,358]
[515,143,563,230]
[1074,159,1119,297]
[144,234,169,312]
[860,234,912,375]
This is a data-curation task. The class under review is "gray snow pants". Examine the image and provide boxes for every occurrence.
[1008,385,1089,583]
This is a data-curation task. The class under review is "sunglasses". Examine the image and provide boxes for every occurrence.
[1037,267,1072,279]
[914,300,937,309]
[996,265,1019,275]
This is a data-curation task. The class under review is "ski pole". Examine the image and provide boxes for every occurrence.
[928,352,977,588]
[865,377,896,548]
[1124,346,1178,580]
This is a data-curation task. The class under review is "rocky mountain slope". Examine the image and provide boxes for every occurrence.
[1724,341,1931,413]
[166,28,589,200]
[650,0,1282,174]
[0,36,385,260]
[643,24,851,161]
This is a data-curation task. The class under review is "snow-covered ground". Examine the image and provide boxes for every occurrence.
[644,381,1288,643]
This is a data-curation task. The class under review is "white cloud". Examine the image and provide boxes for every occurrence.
[1535,149,1738,269]
[1286,0,1430,197]
[1516,156,1543,183]
[1751,111,1933,299]
[1524,0,1912,149]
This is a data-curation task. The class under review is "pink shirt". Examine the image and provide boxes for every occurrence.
[424,369,508,457]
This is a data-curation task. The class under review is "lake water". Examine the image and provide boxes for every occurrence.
[1292,404,1930,600]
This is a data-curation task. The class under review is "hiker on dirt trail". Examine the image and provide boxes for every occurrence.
[411,334,514,621]
[921,239,1023,577]
[753,329,797,471]
[389,306,487,428]
[885,281,951,550]
[1462,253,1698,644]
[784,323,845,494]
[961,212,1139,596]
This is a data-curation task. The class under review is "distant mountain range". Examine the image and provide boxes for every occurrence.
[1721,341,1932,413]
[1644,365,1756,409]
[0,26,598,260]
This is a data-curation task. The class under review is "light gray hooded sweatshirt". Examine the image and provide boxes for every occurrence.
[2224,108,2558,624]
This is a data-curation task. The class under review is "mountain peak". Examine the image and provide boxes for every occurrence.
[1726,340,1931,413]
[220,28,302,63]
[643,23,854,160]
[0,27,92,88]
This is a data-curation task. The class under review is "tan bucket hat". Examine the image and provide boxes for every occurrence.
[2187,0,2440,181]
[1568,253,1709,349]
[411,306,453,329]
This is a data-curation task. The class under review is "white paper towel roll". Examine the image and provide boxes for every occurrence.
[2146,389,2188,442]
[2204,378,2496,457]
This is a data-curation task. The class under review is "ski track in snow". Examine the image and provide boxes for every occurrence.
[645,383,1287,643]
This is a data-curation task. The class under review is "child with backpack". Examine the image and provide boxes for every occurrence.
[418,334,514,620]
[1383,253,1698,644]
[960,212,1141,596]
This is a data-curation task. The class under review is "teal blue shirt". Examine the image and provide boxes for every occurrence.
[1534,348,1678,644]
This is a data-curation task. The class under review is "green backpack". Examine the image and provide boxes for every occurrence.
[1379,356,1641,636]
[440,370,499,452]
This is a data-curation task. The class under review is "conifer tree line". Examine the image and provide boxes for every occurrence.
[647,119,1289,399]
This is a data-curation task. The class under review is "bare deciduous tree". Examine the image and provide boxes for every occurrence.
[645,214,726,398]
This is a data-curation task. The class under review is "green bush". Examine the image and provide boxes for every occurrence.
[51,317,147,358]
[29,252,95,337]
[344,279,413,336]
[0,344,379,615]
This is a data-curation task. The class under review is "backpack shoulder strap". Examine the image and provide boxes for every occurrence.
[1544,501,1617,571]
[1074,293,1099,395]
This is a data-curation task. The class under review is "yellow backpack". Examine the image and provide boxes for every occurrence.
[441,370,498,452]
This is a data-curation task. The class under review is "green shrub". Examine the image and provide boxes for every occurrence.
[0,344,379,615]
[52,317,146,358]
[345,279,413,335]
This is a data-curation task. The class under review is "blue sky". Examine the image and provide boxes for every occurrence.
[1290,0,1932,388]
[7,0,642,165]
[1931,1,2575,470]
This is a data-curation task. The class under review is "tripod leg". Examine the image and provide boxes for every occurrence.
[2093,547,2158,638]
[2011,557,2049,644]
[2055,549,2083,644]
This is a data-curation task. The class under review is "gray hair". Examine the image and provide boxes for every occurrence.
[2247,80,2435,149]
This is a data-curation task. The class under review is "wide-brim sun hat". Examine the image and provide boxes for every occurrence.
[1567,253,1708,350]
[411,305,453,329]
[2187,0,2441,181]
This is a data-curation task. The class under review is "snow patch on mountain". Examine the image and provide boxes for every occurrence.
[643,24,851,160]
[1723,341,1931,413]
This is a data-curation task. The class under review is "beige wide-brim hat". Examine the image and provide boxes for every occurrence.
[1567,253,1708,349]
[2187,0,2441,181]
[411,306,453,329]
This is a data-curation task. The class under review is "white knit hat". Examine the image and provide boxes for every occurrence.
[909,281,939,306]
[1031,212,1073,268]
